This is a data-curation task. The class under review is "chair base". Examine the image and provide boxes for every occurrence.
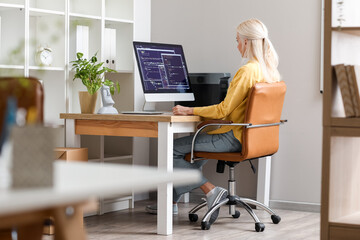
[188,195,280,232]
[188,165,281,232]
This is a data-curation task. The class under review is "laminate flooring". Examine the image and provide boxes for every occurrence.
[45,200,320,240]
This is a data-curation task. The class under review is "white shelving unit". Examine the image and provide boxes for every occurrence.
[0,0,151,214]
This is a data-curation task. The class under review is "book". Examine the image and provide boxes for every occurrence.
[345,65,360,117]
[334,64,355,117]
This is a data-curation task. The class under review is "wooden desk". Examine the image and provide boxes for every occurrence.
[0,161,200,240]
[60,113,272,235]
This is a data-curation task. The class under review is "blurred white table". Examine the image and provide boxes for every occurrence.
[0,161,201,240]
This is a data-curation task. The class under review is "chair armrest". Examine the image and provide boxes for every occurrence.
[247,119,287,128]
[189,120,287,163]
[190,121,252,163]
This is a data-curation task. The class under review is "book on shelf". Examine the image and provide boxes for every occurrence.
[345,65,360,117]
[334,64,355,117]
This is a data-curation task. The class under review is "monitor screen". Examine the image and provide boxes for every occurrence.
[133,42,194,102]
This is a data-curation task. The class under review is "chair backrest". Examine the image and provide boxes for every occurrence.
[0,77,44,135]
[241,81,286,160]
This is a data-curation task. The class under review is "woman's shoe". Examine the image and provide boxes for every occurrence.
[206,187,228,224]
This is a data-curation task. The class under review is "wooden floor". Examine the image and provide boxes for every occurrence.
[63,200,320,240]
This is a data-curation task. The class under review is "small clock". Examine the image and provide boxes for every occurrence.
[36,47,53,66]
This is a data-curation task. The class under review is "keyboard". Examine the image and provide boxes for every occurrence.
[121,111,164,115]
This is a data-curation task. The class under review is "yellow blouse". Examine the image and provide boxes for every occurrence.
[193,60,264,143]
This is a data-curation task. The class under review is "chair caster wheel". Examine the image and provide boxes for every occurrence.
[271,214,281,224]
[255,222,265,232]
[201,221,211,230]
[232,210,240,218]
[189,213,198,222]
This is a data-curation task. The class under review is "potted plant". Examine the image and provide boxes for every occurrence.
[71,52,120,114]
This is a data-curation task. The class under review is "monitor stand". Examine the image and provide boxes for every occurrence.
[120,102,163,115]
[143,102,156,111]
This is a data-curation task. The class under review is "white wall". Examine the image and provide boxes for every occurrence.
[151,0,322,207]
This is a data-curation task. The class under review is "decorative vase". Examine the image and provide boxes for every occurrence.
[79,91,98,114]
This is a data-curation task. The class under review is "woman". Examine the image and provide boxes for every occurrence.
[146,19,280,223]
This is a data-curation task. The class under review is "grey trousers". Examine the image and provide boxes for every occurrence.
[173,130,242,202]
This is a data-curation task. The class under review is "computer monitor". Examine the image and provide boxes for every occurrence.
[133,42,195,105]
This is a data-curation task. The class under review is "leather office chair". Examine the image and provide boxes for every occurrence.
[185,81,286,232]
[0,77,44,132]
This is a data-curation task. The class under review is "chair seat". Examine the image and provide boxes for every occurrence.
[185,152,246,162]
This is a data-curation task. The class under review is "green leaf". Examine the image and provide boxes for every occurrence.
[109,85,115,95]
[116,82,120,93]
[77,52,83,59]
[103,79,113,86]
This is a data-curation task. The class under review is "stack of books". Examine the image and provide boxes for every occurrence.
[333,64,360,117]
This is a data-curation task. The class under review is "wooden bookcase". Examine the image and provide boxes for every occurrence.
[321,0,360,239]
[0,0,151,214]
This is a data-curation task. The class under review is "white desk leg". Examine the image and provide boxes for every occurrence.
[157,122,173,235]
[179,192,190,203]
[99,136,105,215]
[65,119,80,148]
[256,156,271,206]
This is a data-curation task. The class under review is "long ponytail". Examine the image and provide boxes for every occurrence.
[237,19,280,83]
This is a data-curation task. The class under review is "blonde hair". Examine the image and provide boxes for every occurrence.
[237,19,280,83]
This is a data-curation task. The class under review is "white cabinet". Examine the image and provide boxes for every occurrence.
[0,0,147,122]
[0,0,151,214]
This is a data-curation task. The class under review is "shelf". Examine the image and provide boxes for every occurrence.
[29,66,65,71]
[29,8,65,16]
[0,64,24,69]
[112,69,133,74]
[69,68,130,75]
[332,27,360,36]
[88,155,133,163]
[105,17,134,24]
[331,117,360,128]
[0,3,24,9]
[330,212,360,226]
[69,13,101,20]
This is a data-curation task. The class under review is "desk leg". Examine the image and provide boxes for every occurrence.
[256,156,271,206]
[65,119,80,148]
[53,204,86,240]
[157,122,173,235]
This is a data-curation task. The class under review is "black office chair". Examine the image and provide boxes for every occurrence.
[185,81,286,232]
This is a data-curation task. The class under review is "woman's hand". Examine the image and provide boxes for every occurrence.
[172,105,194,115]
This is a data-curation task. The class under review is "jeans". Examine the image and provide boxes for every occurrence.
[173,130,242,202]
